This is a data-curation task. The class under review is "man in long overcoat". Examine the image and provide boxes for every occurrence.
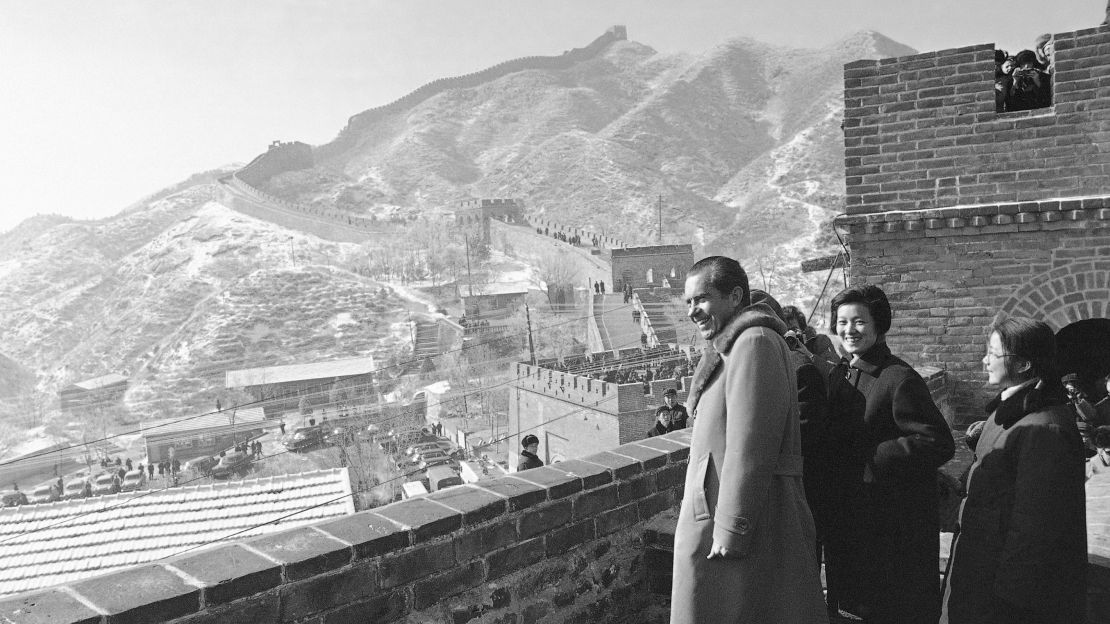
[670,257,827,623]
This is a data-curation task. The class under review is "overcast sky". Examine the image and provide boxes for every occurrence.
[0,0,1100,233]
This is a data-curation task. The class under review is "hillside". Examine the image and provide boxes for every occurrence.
[0,187,425,428]
[266,30,915,265]
[0,28,918,451]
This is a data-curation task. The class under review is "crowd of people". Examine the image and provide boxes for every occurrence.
[994,35,1054,113]
[665,255,1091,624]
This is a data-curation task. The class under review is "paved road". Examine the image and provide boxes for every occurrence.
[595,293,641,351]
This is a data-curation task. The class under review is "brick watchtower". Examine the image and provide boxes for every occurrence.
[836,21,1110,423]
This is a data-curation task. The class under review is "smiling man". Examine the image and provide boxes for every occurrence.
[670,256,827,623]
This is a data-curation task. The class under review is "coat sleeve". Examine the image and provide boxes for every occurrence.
[994,422,1084,611]
[713,329,794,555]
[796,362,829,459]
[871,372,955,479]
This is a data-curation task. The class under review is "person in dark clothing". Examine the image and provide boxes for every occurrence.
[654,388,689,432]
[941,318,1086,624]
[826,284,956,623]
[147,463,154,479]
[599,280,605,294]
[517,434,544,472]
[1006,49,1051,111]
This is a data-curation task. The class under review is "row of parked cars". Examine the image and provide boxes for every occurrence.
[0,468,152,508]
[380,429,465,497]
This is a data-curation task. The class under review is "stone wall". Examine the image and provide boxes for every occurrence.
[0,431,689,624]
[838,21,1110,422]
[238,141,314,188]
[611,246,694,291]
[529,216,628,250]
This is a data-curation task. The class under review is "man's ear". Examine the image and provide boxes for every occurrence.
[729,286,745,308]
[1015,358,1032,375]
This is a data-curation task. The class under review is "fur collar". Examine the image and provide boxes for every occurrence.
[710,303,788,354]
[687,303,787,411]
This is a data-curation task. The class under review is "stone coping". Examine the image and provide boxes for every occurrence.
[0,430,693,623]
[835,195,1110,234]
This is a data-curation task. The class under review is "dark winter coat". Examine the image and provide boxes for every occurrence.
[827,342,956,623]
[517,451,543,472]
[940,380,1087,624]
[670,304,828,623]
[786,343,833,556]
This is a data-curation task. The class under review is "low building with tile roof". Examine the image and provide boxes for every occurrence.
[0,467,354,598]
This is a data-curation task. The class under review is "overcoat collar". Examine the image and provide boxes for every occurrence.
[686,303,786,412]
[985,378,1062,428]
[848,341,892,377]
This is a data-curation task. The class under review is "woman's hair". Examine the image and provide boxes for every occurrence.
[991,317,1061,393]
[829,284,893,335]
[781,305,807,330]
[688,256,750,307]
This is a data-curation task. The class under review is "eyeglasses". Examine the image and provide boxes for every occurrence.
[985,351,1017,359]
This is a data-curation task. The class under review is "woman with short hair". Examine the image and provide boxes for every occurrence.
[826,284,956,623]
[940,317,1087,624]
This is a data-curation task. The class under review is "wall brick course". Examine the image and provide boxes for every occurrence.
[321,591,408,624]
[426,485,509,526]
[379,542,456,589]
[572,483,621,522]
[279,564,377,622]
[486,538,546,581]
[454,519,519,562]
[413,561,486,610]
[478,476,549,511]
[518,500,574,540]
[596,503,640,536]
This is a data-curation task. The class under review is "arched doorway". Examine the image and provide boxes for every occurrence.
[1056,318,1110,400]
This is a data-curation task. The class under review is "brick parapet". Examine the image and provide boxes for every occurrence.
[842,24,1110,215]
[0,431,692,623]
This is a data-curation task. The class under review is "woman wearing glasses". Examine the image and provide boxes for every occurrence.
[941,318,1086,624]
[826,284,955,623]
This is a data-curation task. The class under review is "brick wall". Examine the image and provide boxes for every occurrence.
[839,20,1110,423]
[843,25,1110,216]
[0,432,690,624]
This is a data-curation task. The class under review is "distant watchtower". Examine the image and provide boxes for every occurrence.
[836,20,1110,422]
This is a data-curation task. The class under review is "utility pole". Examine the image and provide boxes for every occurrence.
[464,237,474,297]
[289,237,296,268]
[525,304,536,366]
[657,195,663,244]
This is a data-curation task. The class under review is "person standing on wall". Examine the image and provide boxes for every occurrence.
[940,318,1086,624]
[826,284,955,623]
[517,434,544,472]
[670,256,827,624]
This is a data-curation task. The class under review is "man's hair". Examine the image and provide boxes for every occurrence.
[663,388,677,397]
[992,317,1062,395]
[688,256,750,307]
[829,284,893,335]
[781,305,807,330]
[522,434,539,447]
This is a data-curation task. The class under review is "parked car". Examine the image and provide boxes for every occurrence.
[405,442,448,458]
[91,472,121,496]
[63,477,92,500]
[417,455,457,471]
[283,426,325,452]
[414,449,452,465]
[211,450,252,479]
[27,482,62,504]
[424,465,463,492]
[0,490,27,507]
[120,469,146,492]
[184,456,218,477]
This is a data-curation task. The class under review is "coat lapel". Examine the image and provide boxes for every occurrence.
[686,346,720,412]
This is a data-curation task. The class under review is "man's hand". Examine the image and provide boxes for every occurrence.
[706,541,737,559]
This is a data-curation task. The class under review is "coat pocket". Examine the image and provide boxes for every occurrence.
[692,455,711,522]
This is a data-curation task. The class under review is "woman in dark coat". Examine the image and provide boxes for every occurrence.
[826,285,956,623]
[941,317,1087,624]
